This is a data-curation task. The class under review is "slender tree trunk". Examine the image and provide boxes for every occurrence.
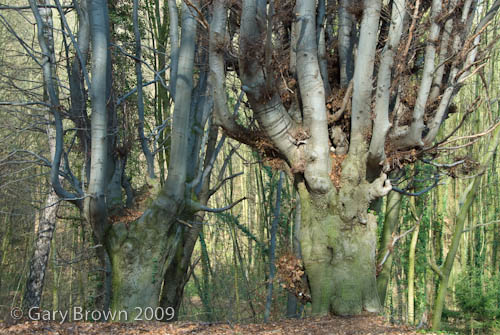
[376,189,402,304]
[431,123,500,330]
[199,230,213,320]
[408,219,420,324]
[23,191,59,309]
[133,0,155,179]
[158,206,207,319]
[264,172,283,322]
[287,192,302,318]
[51,235,59,311]
[0,212,12,292]
[107,0,200,318]
[338,0,356,87]
[24,0,61,310]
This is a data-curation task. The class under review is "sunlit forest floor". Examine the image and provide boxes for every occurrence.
[0,314,443,335]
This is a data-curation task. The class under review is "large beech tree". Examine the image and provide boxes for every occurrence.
[20,0,234,318]
[210,0,499,315]
[17,0,500,320]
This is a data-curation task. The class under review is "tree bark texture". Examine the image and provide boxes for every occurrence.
[376,189,402,304]
[23,191,59,309]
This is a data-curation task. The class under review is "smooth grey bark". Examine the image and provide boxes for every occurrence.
[84,0,114,312]
[295,0,331,193]
[133,0,155,179]
[29,0,83,208]
[264,172,283,322]
[211,0,260,149]
[68,0,91,177]
[368,0,406,169]
[107,0,204,318]
[239,0,298,162]
[338,0,356,87]
[164,0,197,196]
[350,0,381,149]
[168,0,179,100]
[85,0,111,238]
[405,0,442,147]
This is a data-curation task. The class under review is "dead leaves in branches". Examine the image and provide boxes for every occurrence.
[276,253,311,303]
[329,153,346,190]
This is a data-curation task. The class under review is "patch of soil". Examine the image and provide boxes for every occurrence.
[0,314,435,334]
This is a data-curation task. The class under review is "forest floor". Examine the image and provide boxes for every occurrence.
[0,314,443,334]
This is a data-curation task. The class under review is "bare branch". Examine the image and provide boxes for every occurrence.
[0,4,73,10]
[116,68,168,106]
[209,172,244,197]
[427,255,444,278]
[330,80,352,122]
[238,0,297,163]
[378,226,416,268]
[188,197,247,213]
[463,219,500,232]
[53,0,91,89]
[420,159,465,168]
[392,176,441,197]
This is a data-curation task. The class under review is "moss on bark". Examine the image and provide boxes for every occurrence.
[298,180,381,316]
[106,194,185,320]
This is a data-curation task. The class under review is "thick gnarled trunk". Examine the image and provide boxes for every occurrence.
[158,220,202,318]
[298,182,380,315]
[106,194,184,319]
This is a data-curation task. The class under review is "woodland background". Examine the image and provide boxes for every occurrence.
[0,0,499,334]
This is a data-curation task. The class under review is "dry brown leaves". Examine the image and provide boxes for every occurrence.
[109,208,144,225]
[326,91,345,116]
[276,253,311,303]
[0,314,435,334]
[264,157,288,172]
[385,149,418,170]
[329,153,346,189]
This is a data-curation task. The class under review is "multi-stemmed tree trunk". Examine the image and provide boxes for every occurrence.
[106,0,234,317]
[24,0,500,320]
[24,0,234,318]
[211,0,500,315]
